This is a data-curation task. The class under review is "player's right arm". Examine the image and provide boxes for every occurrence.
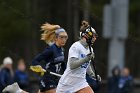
[68,45,94,70]
[32,47,53,66]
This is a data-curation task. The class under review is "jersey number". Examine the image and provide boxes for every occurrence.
[55,63,61,73]
[81,62,89,68]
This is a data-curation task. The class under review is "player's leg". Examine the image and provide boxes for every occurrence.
[38,90,40,93]
[76,86,94,93]
[21,91,29,93]
[39,89,56,93]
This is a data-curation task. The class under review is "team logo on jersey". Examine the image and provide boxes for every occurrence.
[54,56,64,62]
[80,54,89,68]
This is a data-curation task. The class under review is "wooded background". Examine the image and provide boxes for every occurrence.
[0,0,140,80]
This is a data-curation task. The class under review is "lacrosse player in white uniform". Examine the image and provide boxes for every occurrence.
[56,21,101,93]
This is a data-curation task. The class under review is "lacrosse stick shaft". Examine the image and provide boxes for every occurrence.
[49,71,62,77]
[88,45,98,83]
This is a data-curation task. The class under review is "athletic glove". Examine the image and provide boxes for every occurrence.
[87,52,95,60]
[30,65,46,76]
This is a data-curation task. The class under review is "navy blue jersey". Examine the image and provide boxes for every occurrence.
[32,43,66,74]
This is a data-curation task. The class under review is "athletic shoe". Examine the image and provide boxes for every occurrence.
[2,82,20,93]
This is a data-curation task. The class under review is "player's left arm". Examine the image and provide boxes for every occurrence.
[86,62,101,82]
[87,62,95,77]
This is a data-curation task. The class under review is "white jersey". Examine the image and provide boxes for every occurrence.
[56,41,93,93]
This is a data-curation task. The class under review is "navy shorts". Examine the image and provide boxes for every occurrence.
[39,75,59,92]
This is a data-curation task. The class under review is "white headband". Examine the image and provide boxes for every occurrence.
[55,28,65,35]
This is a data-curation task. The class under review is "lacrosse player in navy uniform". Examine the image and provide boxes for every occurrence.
[2,23,68,93]
[31,23,68,93]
